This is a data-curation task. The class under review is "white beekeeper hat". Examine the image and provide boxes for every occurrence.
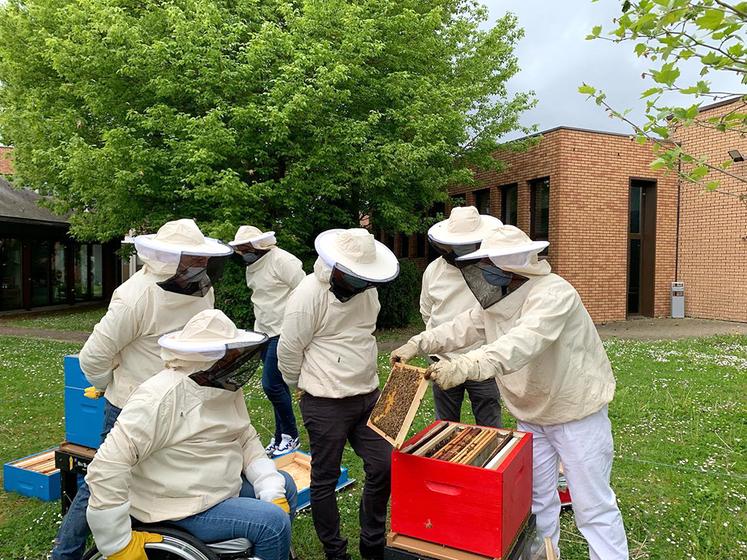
[457,225,551,276]
[134,218,232,263]
[159,309,266,363]
[229,225,277,250]
[315,228,399,282]
[428,206,502,245]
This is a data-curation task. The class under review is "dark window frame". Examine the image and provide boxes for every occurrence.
[398,233,410,258]
[500,183,518,226]
[473,187,491,216]
[529,177,550,242]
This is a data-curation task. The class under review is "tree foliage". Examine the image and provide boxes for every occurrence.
[580,0,746,196]
[0,0,534,253]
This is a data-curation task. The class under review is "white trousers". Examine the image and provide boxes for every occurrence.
[518,406,629,560]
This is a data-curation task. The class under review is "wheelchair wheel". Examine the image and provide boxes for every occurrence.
[82,525,218,560]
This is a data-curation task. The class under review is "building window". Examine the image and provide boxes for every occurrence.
[530,178,550,249]
[501,183,518,226]
[52,242,67,304]
[428,202,446,262]
[416,232,426,258]
[399,234,410,258]
[91,244,103,298]
[474,188,491,215]
[30,240,52,306]
[0,238,23,310]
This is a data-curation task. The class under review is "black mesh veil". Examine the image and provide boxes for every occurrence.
[157,253,229,297]
[189,338,269,392]
[458,261,506,309]
[231,242,271,267]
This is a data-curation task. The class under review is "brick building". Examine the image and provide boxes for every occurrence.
[672,99,747,323]
[0,145,12,175]
[393,98,746,324]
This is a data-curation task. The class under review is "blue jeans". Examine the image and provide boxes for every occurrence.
[262,336,298,441]
[52,399,122,560]
[171,471,298,560]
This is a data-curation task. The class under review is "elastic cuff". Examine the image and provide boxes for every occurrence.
[86,501,132,557]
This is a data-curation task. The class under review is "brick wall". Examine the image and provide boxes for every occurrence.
[0,146,12,175]
[450,128,678,323]
[672,99,747,322]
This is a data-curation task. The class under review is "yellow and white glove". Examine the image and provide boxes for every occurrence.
[389,341,419,366]
[272,496,291,513]
[107,531,163,560]
[425,359,469,390]
[84,386,104,399]
[88,502,162,559]
[245,457,286,504]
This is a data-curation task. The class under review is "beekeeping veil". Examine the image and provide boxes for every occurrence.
[457,226,550,308]
[134,219,233,297]
[314,228,400,303]
[229,225,277,266]
[427,206,502,266]
[159,309,269,391]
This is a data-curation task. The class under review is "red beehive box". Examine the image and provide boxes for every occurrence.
[391,421,533,559]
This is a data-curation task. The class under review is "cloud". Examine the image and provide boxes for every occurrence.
[484,0,745,139]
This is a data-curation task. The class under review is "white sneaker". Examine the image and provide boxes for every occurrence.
[265,437,278,456]
[271,434,300,457]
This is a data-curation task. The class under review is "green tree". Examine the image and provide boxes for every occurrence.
[580,0,746,198]
[0,0,534,254]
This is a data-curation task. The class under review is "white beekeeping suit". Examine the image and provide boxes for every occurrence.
[392,226,628,560]
[419,206,502,428]
[86,309,287,559]
[79,218,231,408]
[230,225,305,338]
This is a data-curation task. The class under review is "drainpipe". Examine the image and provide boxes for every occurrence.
[675,157,681,282]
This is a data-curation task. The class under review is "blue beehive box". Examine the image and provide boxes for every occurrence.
[3,448,61,502]
[273,451,353,511]
[64,355,105,449]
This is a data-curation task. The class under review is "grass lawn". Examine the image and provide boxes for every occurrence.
[0,334,745,560]
[0,307,106,333]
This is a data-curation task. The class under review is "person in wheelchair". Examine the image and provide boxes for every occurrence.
[85,309,297,560]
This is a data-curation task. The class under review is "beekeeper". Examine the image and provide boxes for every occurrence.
[230,225,305,457]
[391,226,628,560]
[52,218,231,560]
[421,206,503,427]
[86,309,297,560]
[278,228,399,560]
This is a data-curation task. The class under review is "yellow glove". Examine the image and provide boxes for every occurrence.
[272,497,290,514]
[84,386,104,399]
[108,531,163,560]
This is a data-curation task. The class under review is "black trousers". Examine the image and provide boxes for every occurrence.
[432,378,502,428]
[300,390,392,558]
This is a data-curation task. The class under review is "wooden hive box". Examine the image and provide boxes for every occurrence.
[391,421,533,559]
[367,363,429,448]
[273,450,353,510]
[3,448,61,502]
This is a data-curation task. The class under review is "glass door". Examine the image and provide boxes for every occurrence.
[30,241,52,306]
[0,238,23,310]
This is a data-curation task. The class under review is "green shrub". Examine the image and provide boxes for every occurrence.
[214,259,255,330]
[377,258,422,329]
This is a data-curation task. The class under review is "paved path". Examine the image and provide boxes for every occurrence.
[0,326,89,343]
[1,318,745,349]
[597,317,747,340]
[376,317,747,352]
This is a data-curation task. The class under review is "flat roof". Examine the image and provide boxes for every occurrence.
[0,177,69,226]
[508,125,671,144]
[698,96,745,113]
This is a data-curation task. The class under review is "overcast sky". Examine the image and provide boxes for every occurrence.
[485,0,746,139]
